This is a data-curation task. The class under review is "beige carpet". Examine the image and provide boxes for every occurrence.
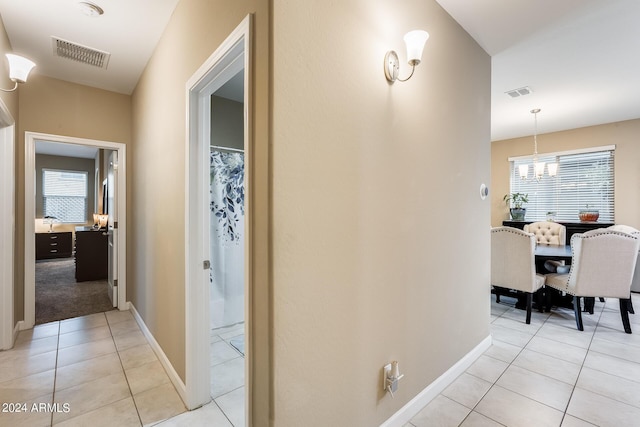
[35,258,115,324]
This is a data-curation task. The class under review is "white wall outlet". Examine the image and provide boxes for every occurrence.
[382,363,392,391]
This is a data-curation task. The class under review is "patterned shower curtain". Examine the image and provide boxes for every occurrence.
[209,150,245,330]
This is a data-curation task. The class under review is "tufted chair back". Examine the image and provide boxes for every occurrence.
[563,229,639,298]
[524,221,566,246]
[609,225,640,292]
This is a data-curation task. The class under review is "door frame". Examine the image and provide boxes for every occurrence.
[185,15,251,410]
[0,99,15,350]
[24,131,127,329]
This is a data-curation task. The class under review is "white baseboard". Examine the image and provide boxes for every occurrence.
[14,320,24,339]
[380,335,492,427]
[128,302,188,405]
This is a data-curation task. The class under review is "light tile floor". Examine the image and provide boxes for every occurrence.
[210,323,245,427]
[405,293,640,427]
[0,310,238,427]
[7,297,640,426]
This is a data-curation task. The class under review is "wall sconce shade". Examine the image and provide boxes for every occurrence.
[403,30,429,66]
[385,29,429,83]
[1,53,36,92]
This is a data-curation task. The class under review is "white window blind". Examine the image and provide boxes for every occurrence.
[510,148,614,222]
[43,169,88,223]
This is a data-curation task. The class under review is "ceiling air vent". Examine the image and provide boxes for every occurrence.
[505,86,532,98]
[52,37,110,69]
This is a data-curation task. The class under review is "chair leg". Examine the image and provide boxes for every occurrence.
[620,299,632,334]
[599,297,605,302]
[525,293,533,324]
[573,296,584,331]
[628,298,635,315]
[535,288,544,313]
[584,297,595,314]
[545,288,553,313]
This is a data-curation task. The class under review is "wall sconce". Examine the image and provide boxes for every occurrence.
[384,30,429,83]
[1,53,36,92]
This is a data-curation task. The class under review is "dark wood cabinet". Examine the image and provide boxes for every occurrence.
[75,227,108,282]
[35,232,72,260]
[503,220,615,241]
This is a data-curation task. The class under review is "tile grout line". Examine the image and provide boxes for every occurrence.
[556,300,604,427]
[105,313,145,427]
[475,299,600,425]
[455,301,536,426]
[49,321,61,427]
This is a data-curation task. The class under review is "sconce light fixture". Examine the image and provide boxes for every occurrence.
[384,30,429,83]
[1,53,36,92]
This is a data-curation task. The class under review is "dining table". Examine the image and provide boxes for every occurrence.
[534,244,572,261]
[534,244,573,311]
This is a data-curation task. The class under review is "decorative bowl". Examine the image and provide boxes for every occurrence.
[578,209,599,222]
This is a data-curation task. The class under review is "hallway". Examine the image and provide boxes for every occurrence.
[0,310,237,426]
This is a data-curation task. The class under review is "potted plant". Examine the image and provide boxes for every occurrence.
[503,192,529,221]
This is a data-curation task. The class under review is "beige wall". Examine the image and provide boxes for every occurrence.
[211,95,244,150]
[129,2,271,421]
[14,75,131,322]
[273,0,491,424]
[0,18,18,119]
[491,119,640,229]
[0,18,20,327]
[35,154,96,221]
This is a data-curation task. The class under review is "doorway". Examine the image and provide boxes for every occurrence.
[24,132,127,330]
[185,15,251,419]
[0,99,15,350]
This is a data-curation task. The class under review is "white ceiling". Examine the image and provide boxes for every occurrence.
[2,1,639,141]
[436,0,640,141]
[0,0,179,94]
[35,140,98,159]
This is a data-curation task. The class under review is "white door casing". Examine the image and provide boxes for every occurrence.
[0,99,15,350]
[185,15,251,411]
[107,150,118,307]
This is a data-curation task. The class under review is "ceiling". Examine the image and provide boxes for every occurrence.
[436,0,640,141]
[1,1,639,141]
[0,0,180,94]
[35,140,98,159]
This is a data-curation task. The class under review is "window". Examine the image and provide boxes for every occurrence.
[43,169,88,223]
[509,146,614,222]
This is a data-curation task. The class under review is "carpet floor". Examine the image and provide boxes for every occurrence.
[35,258,115,325]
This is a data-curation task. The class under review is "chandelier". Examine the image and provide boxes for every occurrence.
[519,108,558,181]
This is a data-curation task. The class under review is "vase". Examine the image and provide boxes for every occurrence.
[578,209,599,222]
[510,208,526,221]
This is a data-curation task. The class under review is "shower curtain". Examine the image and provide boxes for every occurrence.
[210,150,244,330]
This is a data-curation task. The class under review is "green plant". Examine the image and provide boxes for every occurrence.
[503,192,529,209]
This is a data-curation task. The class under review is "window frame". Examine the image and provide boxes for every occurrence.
[42,168,89,224]
[508,145,615,223]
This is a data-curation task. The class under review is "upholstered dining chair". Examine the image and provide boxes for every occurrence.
[491,226,546,324]
[524,221,568,273]
[609,225,640,293]
[545,229,640,333]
